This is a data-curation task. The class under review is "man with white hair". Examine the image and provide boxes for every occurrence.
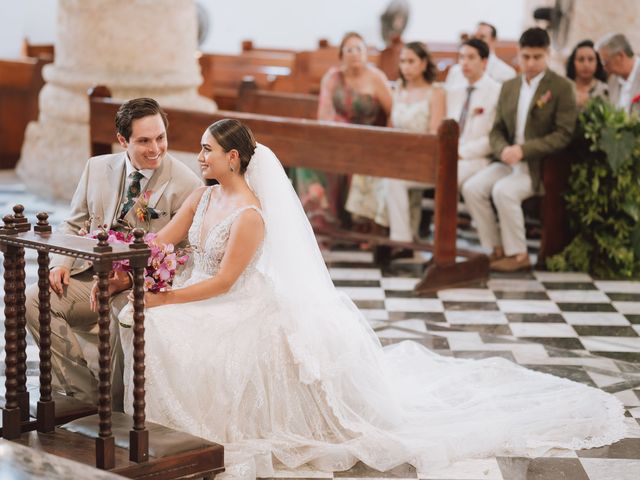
[597,33,640,113]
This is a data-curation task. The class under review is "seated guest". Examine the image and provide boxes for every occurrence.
[461,27,577,272]
[445,21,516,88]
[566,40,608,109]
[447,38,501,185]
[383,39,499,245]
[596,33,640,114]
[296,31,392,229]
[378,41,445,245]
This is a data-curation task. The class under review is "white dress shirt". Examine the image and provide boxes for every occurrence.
[123,155,154,193]
[617,56,640,110]
[515,71,545,145]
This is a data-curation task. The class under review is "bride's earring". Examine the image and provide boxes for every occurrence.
[229,164,234,172]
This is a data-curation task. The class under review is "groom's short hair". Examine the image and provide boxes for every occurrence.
[115,97,169,141]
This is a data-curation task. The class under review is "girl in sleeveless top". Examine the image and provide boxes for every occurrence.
[377,42,445,252]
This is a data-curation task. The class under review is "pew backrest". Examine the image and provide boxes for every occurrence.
[0,58,49,168]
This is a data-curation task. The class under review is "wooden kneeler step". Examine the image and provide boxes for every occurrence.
[10,414,224,480]
[62,412,224,478]
[0,387,98,437]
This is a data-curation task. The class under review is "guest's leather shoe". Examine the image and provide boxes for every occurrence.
[488,251,504,263]
[490,255,531,272]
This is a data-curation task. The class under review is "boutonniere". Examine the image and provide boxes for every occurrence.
[632,94,640,105]
[535,89,552,108]
[472,106,484,116]
[134,191,163,224]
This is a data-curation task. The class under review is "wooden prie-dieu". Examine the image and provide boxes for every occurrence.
[0,208,224,479]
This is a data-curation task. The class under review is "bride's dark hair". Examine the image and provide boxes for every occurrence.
[207,119,257,174]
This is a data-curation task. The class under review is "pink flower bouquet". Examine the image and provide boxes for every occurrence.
[85,228,189,326]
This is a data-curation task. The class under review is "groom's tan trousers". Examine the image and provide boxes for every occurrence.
[24,270,129,412]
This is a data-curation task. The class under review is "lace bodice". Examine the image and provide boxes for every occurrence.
[391,83,435,133]
[188,186,264,281]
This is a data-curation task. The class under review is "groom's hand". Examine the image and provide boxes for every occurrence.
[49,267,70,295]
[89,271,133,312]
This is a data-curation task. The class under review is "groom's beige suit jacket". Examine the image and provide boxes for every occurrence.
[51,151,203,274]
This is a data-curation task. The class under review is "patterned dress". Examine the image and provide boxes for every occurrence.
[294,67,386,228]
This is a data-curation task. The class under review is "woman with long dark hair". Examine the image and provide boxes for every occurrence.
[566,39,608,109]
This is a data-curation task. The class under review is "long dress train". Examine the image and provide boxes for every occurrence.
[122,152,626,479]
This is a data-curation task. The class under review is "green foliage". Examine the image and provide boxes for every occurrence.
[547,97,640,279]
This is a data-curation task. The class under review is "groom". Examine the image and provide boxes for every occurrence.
[24,97,202,411]
[462,27,576,272]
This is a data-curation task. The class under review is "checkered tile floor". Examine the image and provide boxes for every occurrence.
[1,171,639,479]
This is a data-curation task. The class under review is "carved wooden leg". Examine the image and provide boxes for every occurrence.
[95,261,115,469]
[416,121,489,293]
[432,121,458,268]
[3,245,21,439]
[129,262,149,463]
[15,246,30,422]
[36,249,55,432]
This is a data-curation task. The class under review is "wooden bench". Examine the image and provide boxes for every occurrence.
[236,80,318,119]
[89,86,489,292]
[198,51,296,109]
[241,38,331,54]
[0,57,50,169]
[0,212,224,478]
[20,38,55,60]
[233,78,572,268]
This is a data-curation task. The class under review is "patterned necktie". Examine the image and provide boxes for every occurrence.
[458,85,476,134]
[120,171,144,219]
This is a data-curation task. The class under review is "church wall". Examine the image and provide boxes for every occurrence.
[0,0,526,58]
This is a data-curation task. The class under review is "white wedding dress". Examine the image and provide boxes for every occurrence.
[121,144,626,479]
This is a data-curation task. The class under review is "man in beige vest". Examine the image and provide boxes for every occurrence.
[25,98,203,410]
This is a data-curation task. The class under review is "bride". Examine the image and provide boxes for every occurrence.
[121,119,626,478]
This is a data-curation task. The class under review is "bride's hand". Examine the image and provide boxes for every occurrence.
[127,290,167,308]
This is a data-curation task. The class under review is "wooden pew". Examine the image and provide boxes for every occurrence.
[198,51,295,109]
[234,77,571,267]
[90,86,489,292]
[0,212,224,478]
[494,40,519,70]
[0,57,50,169]
[241,38,332,54]
[236,80,318,119]
[378,36,403,81]
[20,38,54,60]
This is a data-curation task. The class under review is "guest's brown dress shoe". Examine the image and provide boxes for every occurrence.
[490,255,532,272]
[488,251,504,263]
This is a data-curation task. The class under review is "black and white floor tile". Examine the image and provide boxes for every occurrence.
[0,171,639,479]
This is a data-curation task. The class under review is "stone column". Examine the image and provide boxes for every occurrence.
[17,0,216,200]
[522,0,640,72]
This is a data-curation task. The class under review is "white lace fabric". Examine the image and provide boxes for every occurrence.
[120,144,627,480]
